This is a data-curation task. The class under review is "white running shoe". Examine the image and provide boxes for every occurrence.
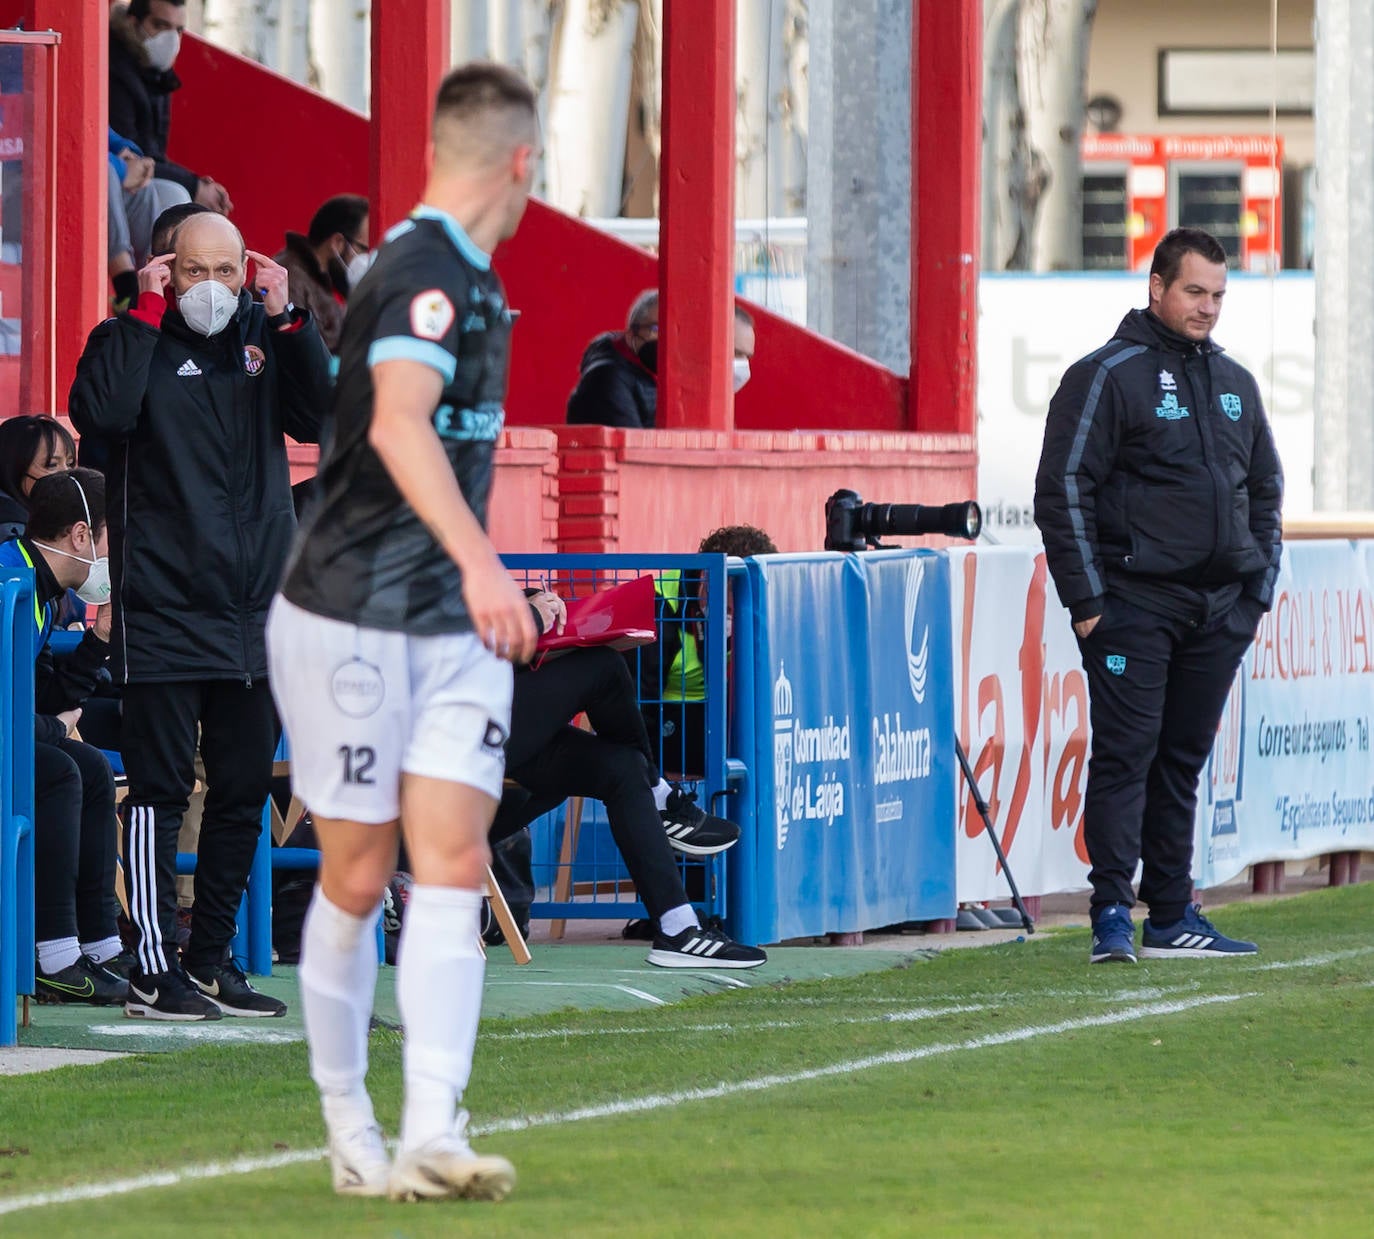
[328,1122,391,1197]
[388,1115,515,1203]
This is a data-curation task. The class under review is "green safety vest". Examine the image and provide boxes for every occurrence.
[656,569,705,703]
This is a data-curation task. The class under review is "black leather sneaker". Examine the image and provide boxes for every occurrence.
[35,954,129,1006]
[125,966,223,1021]
[187,958,287,1018]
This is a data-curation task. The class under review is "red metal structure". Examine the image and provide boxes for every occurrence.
[913,0,981,437]
[2,0,982,554]
[658,0,737,432]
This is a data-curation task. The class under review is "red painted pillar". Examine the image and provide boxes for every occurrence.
[658,0,736,432]
[911,0,980,436]
[27,0,105,411]
[370,0,449,236]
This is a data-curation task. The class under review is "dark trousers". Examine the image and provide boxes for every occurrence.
[640,700,706,778]
[493,647,688,920]
[1079,595,1258,923]
[33,738,118,946]
[120,679,278,975]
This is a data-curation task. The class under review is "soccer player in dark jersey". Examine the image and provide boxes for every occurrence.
[267,63,539,1202]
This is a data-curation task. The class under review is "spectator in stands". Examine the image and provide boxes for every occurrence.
[275,194,371,353]
[638,523,778,778]
[566,288,658,428]
[150,199,211,260]
[492,591,762,969]
[732,305,756,393]
[69,211,331,1021]
[0,416,77,541]
[108,128,192,285]
[109,0,233,216]
[0,416,89,633]
[0,469,128,1004]
[566,294,757,428]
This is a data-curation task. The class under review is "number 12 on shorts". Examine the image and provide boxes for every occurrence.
[339,744,377,785]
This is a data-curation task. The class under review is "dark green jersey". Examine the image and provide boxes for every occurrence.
[282,207,514,634]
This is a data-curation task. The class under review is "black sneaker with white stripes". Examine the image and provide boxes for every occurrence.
[125,967,223,1021]
[660,787,741,856]
[647,924,767,969]
[187,957,288,1017]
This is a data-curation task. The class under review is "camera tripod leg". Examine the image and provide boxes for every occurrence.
[954,736,1035,934]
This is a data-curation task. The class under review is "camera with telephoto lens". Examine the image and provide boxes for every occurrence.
[823,489,982,552]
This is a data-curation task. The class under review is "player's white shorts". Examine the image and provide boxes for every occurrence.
[266,596,513,823]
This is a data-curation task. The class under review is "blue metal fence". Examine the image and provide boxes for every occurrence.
[1,569,36,1046]
[502,554,733,927]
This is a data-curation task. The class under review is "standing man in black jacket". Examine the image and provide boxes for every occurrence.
[70,211,331,1020]
[1034,228,1283,966]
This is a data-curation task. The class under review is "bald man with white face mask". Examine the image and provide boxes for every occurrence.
[69,210,333,1023]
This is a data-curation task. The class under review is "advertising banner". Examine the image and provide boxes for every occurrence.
[949,547,1091,903]
[1194,540,1374,885]
[977,274,1315,546]
[749,550,956,942]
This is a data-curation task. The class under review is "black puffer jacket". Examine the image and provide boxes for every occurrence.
[68,291,331,683]
[0,488,26,542]
[1034,308,1283,625]
[108,11,199,196]
[566,332,657,429]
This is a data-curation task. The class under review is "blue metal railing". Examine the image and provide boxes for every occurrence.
[502,554,740,930]
[1,570,37,1046]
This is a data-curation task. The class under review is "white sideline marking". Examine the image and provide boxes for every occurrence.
[86,1025,300,1044]
[1249,947,1374,971]
[485,980,668,1007]
[614,985,668,1006]
[484,1003,992,1042]
[474,993,1254,1137]
[0,992,1251,1217]
[0,1149,326,1217]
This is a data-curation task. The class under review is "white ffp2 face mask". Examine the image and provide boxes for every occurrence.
[178,279,238,336]
[345,250,374,292]
[732,357,752,393]
[33,542,111,605]
[143,28,181,71]
[32,474,111,606]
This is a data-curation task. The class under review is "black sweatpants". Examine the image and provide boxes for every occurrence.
[120,679,278,976]
[493,646,689,920]
[1079,594,1259,923]
[33,738,118,946]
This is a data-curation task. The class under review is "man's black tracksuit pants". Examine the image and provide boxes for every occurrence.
[119,679,278,978]
[1078,594,1259,925]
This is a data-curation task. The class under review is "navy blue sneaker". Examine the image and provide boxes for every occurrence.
[1140,905,1257,958]
[1089,904,1136,963]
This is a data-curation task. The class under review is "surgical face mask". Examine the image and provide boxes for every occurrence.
[143,28,181,72]
[732,357,751,393]
[345,249,374,292]
[178,279,238,336]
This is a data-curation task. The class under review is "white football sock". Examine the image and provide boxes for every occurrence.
[37,936,81,974]
[657,903,700,938]
[299,890,380,1134]
[652,780,672,812]
[396,884,486,1151]
[82,935,123,965]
